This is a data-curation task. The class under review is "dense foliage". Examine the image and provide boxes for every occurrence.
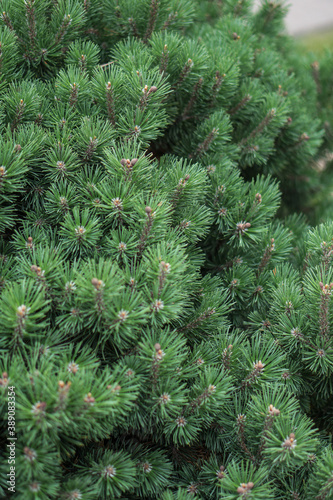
[1,0,333,499]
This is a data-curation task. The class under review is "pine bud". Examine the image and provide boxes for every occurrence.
[31,401,47,416]
[237,486,246,494]
[29,482,40,492]
[24,447,37,462]
[84,392,95,404]
[247,482,254,490]
[91,278,99,288]
[154,343,161,350]
[120,158,127,165]
[149,85,157,93]
[67,362,79,374]
[104,465,116,478]
[236,221,251,235]
[145,206,152,214]
[142,461,152,473]
[268,404,280,416]
[282,433,297,449]
[0,372,8,387]
[159,393,171,404]
[176,416,187,427]
[117,309,129,321]
[130,158,138,166]
[108,384,121,392]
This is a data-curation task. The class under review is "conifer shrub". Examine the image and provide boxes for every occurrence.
[0,0,333,498]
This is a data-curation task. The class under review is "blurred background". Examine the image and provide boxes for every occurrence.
[255,0,333,52]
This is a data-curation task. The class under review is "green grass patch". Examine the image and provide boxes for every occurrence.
[299,28,333,53]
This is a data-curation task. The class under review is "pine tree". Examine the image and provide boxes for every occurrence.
[1,0,333,499]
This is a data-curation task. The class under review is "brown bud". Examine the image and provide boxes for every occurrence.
[244,222,251,229]
[30,265,38,273]
[149,85,157,93]
[120,158,127,166]
[27,237,33,243]
[290,433,295,440]
[237,487,246,494]
[247,482,254,490]
[184,174,190,181]
[154,343,161,351]
[130,158,138,166]
[220,465,225,471]
[217,472,224,479]
[145,206,152,214]
[91,278,99,287]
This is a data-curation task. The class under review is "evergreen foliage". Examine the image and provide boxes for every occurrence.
[0,0,333,498]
